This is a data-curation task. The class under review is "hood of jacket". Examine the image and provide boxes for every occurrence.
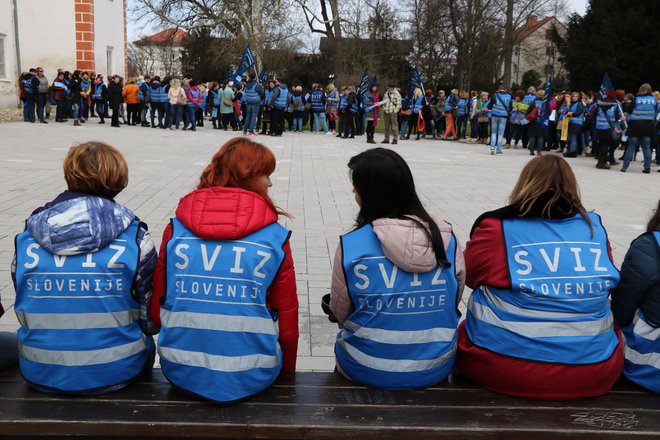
[27,193,135,256]
[175,187,278,240]
[371,213,450,273]
[150,80,161,90]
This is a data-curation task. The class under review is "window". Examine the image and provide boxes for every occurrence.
[0,35,6,78]
[545,64,554,75]
[546,46,554,57]
[546,29,553,40]
[106,46,113,76]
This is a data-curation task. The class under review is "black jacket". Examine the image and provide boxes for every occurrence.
[107,82,123,107]
[611,228,660,327]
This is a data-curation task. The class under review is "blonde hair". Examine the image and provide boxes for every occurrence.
[327,83,336,92]
[170,78,181,89]
[637,83,652,96]
[63,142,128,198]
[509,155,593,235]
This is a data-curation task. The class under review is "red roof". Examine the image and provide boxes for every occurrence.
[134,28,188,45]
[516,16,558,41]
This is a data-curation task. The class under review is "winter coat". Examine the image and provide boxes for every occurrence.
[220,86,235,114]
[11,191,158,335]
[107,82,124,107]
[330,213,465,325]
[122,84,140,104]
[611,228,660,327]
[458,195,623,399]
[151,187,299,372]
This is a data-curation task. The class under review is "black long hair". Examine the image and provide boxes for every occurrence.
[348,148,450,268]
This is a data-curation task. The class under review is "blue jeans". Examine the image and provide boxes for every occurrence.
[568,124,582,153]
[184,105,197,129]
[399,118,410,139]
[623,136,652,171]
[313,112,328,133]
[166,104,183,128]
[470,116,479,139]
[71,98,81,120]
[95,102,106,121]
[293,113,303,131]
[457,115,468,138]
[490,117,507,151]
[244,104,259,133]
[23,96,36,122]
[150,102,165,127]
[37,94,46,121]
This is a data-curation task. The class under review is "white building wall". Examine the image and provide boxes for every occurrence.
[94,0,126,78]
[0,0,19,108]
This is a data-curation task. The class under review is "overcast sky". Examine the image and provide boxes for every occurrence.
[127,0,590,43]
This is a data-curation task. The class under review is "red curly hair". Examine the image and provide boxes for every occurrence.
[198,138,288,217]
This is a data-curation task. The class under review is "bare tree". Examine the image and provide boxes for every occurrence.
[409,0,455,87]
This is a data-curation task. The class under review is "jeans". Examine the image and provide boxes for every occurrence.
[568,124,582,153]
[166,104,183,128]
[37,94,47,121]
[470,116,479,139]
[623,136,652,171]
[490,116,507,151]
[244,104,259,133]
[81,98,90,119]
[457,115,468,138]
[399,118,410,139]
[184,106,197,129]
[95,102,106,122]
[293,112,304,131]
[313,112,328,133]
[71,99,80,120]
[150,102,165,127]
[24,96,36,122]
[529,135,544,154]
[0,332,18,369]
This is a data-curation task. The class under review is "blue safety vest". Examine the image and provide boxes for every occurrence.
[491,92,511,118]
[569,101,584,126]
[327,90,338,109]
[186,88,200,108]
[596,104,617,130]
[148,85,167,103]
[349,95,358,115]
[457,98,468,117]
[310,90,325,113]
[211,90,220,107]
[628,95,658,122]
[339,95,347,111]
[158,218,290,403]
[14,220,151,392]
[466,213,620,365]
[336,224,460,390]
[444,94,455,113]
[264,89,274,107]
[244,83,261,104]
[137,82,147,101]
[92,84,104,101]
[273,86,289,109]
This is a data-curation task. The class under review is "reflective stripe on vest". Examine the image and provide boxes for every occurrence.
[244,83,261,104]
[466,212,620,365]
[311,91,325,112]
[336,224,460,389]
[93,84,103,100]
[187,89,200,107]
[622,309,660,392]
[264,89,274,106]
[569,102,583,125]
[596,105,617,130]
[158,217,289,402]
[14,220,150,392]
[457,98,468,116]
[491,93,511,118]
[327,90,338,108]
[629,96,657,121]
[274,87,289,108]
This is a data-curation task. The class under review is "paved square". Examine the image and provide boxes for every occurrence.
[0,121,657,371]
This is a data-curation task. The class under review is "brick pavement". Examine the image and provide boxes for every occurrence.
[0,121,657,371]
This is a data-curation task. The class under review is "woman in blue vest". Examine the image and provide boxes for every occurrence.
[151,138,299,403]
[487,85,512,155]
[12,141,157,394]
[611,201,660,392]
[327,148,465,389]
[621,83,658,173]
[594,90,623,169]
[458,155,623,399]
[326,84,339,134]
[563,91,585,158]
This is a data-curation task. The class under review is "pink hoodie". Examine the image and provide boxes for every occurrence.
[330,213,466,324]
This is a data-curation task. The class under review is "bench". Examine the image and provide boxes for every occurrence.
[0,367,658,438]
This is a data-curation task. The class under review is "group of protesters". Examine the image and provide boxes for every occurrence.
[19,67,659,172]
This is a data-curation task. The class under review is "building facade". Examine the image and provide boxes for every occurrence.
[131,28,187,78]
[500,16,566,86]
[0,0,127,108]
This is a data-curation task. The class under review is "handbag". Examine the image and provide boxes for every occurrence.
[176,89,187,106]
[222,90,231,106]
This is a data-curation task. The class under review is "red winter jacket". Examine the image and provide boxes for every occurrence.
[458,203,623,400]
[151,186,299,372]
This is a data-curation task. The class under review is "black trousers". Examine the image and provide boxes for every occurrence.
[272,108,285,135]
[110,104,120,126]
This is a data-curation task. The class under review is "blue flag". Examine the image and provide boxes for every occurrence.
[358,69,369,97]
[598,72,614,100]
[227,66,234,81]
[540,73,553,126]
[259,66,268,82]
[407,66,424,100]
[369,74,377,88]
[235,43,256,77]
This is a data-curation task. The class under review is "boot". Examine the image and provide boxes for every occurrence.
[596,158,610,169]
[74,120,80,126]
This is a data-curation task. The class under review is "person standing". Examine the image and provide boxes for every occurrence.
[35,67,50,122]
[123,79,140,126]
[488,85,512,155]
[443,89,458,140]
[21,69,40,123]
[52,72,68,123]
[270,81,289,136]
[290,86,305,132]
[526,90,545,156]
[183,81,202,131]
[611,201,660,393]
[380,84,401,145]
[166,78,186,130]
[243,73,264,135]
[594,90,623,169]
[138,76,151,127]
[521,86,537,149]
[563,92,585,158]
[220,81,236,130]
[621,83,658,173]
[363,84,379,144]
[310,83,329,134]
[69,71,83,126]
[92,76,107,124]
[107,75,124,128]
[79,72,91,121]
[148,76,166,129]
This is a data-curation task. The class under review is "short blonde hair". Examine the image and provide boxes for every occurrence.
[327,83,336,92]
[63,142,128,198]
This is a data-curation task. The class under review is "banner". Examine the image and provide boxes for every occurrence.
[598,72,614,100]
[358,69,369,97]
[259,66,268,83]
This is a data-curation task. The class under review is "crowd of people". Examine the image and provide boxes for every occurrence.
[18,67,660,171]
[1,138,658,404]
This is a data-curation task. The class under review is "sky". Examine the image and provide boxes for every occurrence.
[126,0,590,43]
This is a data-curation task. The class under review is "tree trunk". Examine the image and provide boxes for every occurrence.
[502,0,514,86]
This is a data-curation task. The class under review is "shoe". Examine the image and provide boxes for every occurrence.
[490,149,495,155]
[537,152,542,156]
[74,120,80,126]
[642,169,650,174]
[609,161,620,166]
[367,139,376,144]
[504,144,511,149]
[243,131,247,135]
[381,139,390,144]
[336,134,342,138]
[563,152,577,158]
[182,127,187,131]
[98,120,105,124]
[111,123,120,128]
[596,162,610,169]
[392,139,398,145]
[349,135,355,139]
[249,132,256,136]
[529,152,535,156]
[40,120,48,124]
[191,128,196,131]
[496,150,503,155]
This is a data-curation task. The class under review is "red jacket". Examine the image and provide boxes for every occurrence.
[151,187,299,373]
[458,206,623,400]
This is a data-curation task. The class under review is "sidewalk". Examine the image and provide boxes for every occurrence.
[0,121,656,370]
